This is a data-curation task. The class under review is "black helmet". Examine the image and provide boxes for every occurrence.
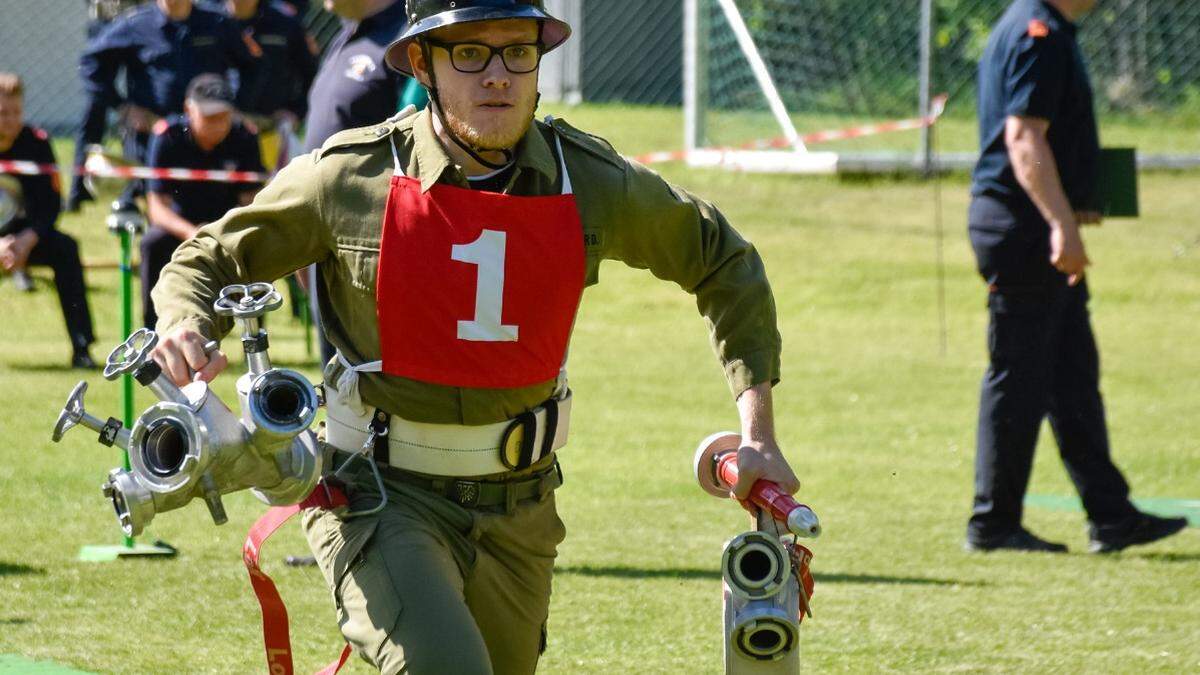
[384,0,571,76]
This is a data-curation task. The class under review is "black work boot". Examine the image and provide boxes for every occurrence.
[1088,513,1188,553]
[965,527,1068,553]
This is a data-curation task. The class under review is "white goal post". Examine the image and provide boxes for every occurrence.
[683,0,839,174]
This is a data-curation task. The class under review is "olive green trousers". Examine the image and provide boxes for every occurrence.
[301,464,566,674]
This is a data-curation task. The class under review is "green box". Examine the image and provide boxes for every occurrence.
[1095,147,1139,218]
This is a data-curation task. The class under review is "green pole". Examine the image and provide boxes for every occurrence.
[119,226,135,549]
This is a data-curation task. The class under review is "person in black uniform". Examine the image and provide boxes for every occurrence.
[70,0,259,211]
[85,0,152,39]
[0,74,97,368]
[142,74,264,328]
[221,0,318,168]
[966,0,1187,553]
[300,0,412,365]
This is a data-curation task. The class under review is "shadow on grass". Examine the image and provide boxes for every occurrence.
[0,561,46,577]
[555,564,986,587]
[6,363,83,373]
[0,617,30,625]
[1129,552,1200,563]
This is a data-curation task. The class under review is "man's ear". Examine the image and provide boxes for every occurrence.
[408,41,431,87]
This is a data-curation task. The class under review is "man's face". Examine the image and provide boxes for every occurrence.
[185,103,233,150]
[324,0,378,19]
[1074,0,1098,16]
[411,19,542,152]
[227,0,259,17]
[0,95,23,150]
[157,0,193,20]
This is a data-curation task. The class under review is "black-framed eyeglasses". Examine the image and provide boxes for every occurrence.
[425,40,544,74]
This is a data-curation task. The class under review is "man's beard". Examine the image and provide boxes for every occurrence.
[438,94,536,152]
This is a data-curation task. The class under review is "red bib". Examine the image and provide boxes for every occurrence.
[375,144,585,389]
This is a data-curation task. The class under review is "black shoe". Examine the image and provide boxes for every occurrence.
[66,189,95,213]
[71,352,97,370]
[1088,513,1188,553]
[965,527,1068,553]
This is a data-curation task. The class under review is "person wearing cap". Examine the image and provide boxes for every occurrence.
[148,1,798,671]
[966,0,1187,554]
[0,73,98,368]
[69,0,260,211]
[141,74,264,329]
[221,0,319,170]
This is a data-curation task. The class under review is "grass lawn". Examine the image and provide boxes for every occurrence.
[1,105,1198,673]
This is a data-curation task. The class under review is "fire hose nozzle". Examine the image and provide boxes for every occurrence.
[693,432,822,539]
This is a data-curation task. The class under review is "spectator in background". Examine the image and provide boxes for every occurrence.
[85,0,151,39]
[0,73,97,368]
[70,0,259,211]
[222,0,319,170]
[300,0,414,366]
[142,74,264,328]
[966,0,1187,554]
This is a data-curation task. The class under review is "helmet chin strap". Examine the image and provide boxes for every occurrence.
[421,40,517,172]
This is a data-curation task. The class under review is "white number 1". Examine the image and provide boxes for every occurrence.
[451,229,519,342]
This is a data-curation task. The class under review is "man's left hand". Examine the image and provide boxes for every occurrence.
[0,230,37,271]
[732,438,801,501]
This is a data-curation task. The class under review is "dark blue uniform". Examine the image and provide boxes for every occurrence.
[966,0,1136,545]
[72,2,258,206]
[0,126,95,355]
[220,1,318,121]
[302,0,409,364]
[302,0,409,151]
[141,116,263,328]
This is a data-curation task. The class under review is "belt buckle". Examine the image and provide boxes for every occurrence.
[452,480,481,508]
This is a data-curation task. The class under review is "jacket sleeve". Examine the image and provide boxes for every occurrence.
[21,134,62,238]
[77,24,128,146]
[602,159,782,398]
[288,22,319,119]
[151,151,331,338]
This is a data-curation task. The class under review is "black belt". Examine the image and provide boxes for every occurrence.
[333,451,563,511]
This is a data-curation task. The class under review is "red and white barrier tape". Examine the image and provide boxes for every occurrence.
[632,93,949,165]
[0,160,268,183]
[5,95,949,178]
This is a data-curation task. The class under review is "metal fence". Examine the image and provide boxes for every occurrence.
[4,1,1200,145]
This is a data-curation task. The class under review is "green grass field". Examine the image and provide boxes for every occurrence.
[2,105,1198,673]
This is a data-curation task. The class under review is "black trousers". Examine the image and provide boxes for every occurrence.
[967,195,1137,541]
[24,229,95,353]
[140,226,183,329]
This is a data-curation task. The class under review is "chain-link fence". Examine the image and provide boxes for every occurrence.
[583,0,1200,158]
[4,1,1199,157]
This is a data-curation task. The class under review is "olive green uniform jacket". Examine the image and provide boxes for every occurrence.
[154,108,781,426]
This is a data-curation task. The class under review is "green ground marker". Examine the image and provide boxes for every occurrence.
[77,540,178,562]
[0,655,90,674]
[1026,494,1200,527]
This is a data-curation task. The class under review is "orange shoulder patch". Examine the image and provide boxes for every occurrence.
[153,119,170,136]
[1028,19,1050,39]
[242,30,264,58]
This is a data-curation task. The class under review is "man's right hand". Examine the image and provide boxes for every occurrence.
[1049,220,1089,286]
[151,327,228,386]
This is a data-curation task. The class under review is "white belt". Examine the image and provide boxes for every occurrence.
[325,387,571,477]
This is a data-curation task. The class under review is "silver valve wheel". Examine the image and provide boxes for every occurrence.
[52,381,89,442]
[214,282,284,319]
[104,328,159,381]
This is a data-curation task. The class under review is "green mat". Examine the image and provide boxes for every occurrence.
[1026,494,1200,527]
[0,655,90,674]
